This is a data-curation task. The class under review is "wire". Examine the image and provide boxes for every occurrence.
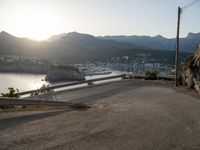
[182,0,200,10]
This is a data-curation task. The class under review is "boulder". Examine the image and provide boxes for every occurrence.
[183,44,200,92]
[45,65,85,82]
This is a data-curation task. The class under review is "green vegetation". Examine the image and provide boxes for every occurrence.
[87,81,95,86]
[1,87,19,98]
[178,75,184,85]
[69,103,90,109]
[0,105,48,110]
[144,71,158,80]
[22,105,48,109]
[0,105,15,109]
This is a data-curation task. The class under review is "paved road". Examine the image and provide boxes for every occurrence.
[0,80,200,150]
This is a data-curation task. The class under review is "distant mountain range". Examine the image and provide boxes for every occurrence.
[0,31,198,64]
[99,32,200,52]
[0,31,144,63]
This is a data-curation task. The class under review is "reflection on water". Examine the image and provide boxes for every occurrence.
[0,73,49,93]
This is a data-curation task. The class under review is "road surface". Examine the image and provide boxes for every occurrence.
[0,80,200,150]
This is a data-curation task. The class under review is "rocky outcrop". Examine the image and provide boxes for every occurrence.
[45,65,85,82]
[183,44,200,93]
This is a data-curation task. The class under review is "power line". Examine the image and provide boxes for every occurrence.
[182,0,200,10]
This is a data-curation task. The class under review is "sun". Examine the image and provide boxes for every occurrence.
[11,7,58,40]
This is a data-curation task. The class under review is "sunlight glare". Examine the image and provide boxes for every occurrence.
[12,6,58,40]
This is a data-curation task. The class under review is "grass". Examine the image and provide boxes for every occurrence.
[69,103,90,109]
[0,103,90,111]
[0,105,48,110]
[0,105,15,110]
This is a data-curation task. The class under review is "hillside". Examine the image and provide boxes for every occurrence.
[99,32,200,52]
[0,31,192,64]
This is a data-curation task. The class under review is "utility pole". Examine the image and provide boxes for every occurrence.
[175,7,182,87]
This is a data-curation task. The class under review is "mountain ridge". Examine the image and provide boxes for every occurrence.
[1,30,199,52]
[0,31,195,64]
[99,32,200,52]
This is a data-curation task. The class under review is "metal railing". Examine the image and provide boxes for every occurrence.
[16,74,126,96]
[15,73,175,97]
[0,74,176,107]
[157,74,175,80]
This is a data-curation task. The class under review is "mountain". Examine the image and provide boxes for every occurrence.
[0,31,41,56]
[0,31,192,64]
[45,32,149,63]
[99,32,200,52]
[0,31,147,63]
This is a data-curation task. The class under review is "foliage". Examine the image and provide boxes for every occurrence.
[22,105,48,109]
[70,103,90,109]
[30,84,53,96]
[0,105,15,109]
[87,81,95,86]
[0,104,47,110]
[178,75,184,85]
[144,71,158,80]
[1,87,19,98]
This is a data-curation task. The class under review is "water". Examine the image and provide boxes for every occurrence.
[0,72,122,94]
[0,73,48,93]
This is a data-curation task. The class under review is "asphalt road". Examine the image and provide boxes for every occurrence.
[0,80,200,150]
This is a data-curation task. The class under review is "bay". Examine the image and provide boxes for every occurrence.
[0,73,48,93]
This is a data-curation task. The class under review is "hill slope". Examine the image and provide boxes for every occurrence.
[0,31,192,64]
[99,32,200,52]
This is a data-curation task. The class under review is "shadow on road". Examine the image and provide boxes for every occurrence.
[67,83,138,103]
[0,110,68,131]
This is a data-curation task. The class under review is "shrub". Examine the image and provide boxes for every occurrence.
[145,71,158,80]
[22,105,47,109]
[87,81,95,86]
[178,75,184,85]
[1,87,19,98]
[70,103,90,109]
[0,105,15,109]
[31,84,53,96]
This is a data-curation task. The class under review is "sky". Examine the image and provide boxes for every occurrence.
[0,0,199,40]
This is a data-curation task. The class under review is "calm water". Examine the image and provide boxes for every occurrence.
[0,73,48,93]
[0,72,122,94]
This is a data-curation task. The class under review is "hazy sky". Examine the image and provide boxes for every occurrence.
[0,0,199,40]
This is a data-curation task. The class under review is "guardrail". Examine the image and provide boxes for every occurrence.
[0,74,177,107]
[157,74,175,80]
[16,74,126,96]
[129,74,175,80]
[2,73,175,99]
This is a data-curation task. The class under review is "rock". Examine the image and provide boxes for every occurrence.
[194,79,200,94]
[45,65,85,82]
[183,44,200,90]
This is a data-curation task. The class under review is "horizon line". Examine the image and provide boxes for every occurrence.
[0,30,199,41]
